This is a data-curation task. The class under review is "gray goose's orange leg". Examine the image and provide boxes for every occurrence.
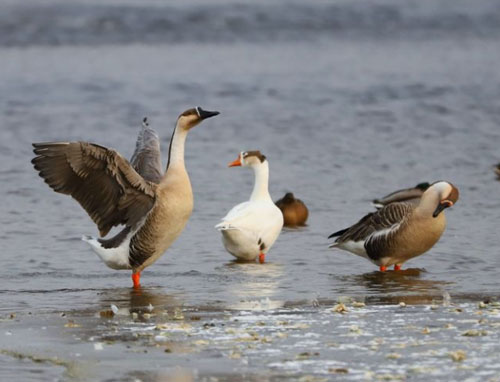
[132,272,141,289]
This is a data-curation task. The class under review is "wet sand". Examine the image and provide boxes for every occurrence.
[2,289,500,381]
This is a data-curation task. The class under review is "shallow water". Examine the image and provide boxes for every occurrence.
[1,0,500,380]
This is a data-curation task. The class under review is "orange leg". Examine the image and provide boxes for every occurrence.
[259,253,265,264]
[379,265,387,272]
[394,264,402,271]
[132,272,141,289]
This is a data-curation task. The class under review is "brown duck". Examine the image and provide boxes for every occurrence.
[275,192,309,227]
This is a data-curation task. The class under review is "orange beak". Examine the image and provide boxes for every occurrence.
[228,157,242,167]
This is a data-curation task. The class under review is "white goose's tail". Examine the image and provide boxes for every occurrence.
[215,222,239,231]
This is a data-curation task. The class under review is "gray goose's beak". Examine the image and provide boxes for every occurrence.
[432,200,454,218]
[197,107,220,120]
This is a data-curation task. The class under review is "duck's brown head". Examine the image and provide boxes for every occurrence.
[281,192,296,203]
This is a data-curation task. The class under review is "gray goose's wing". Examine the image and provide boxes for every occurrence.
[130,118,163,184]
[32,141,157,237]
[329,203,413,258]
[372,183,429,208]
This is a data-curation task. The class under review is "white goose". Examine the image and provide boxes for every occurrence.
[216,151,283,263]
[32,107,219,288]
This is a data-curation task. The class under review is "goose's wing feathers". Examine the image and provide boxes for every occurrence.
[330,202,413,246]
[130,119,163,184]
[216,201,283,249]
[216,201,282,231]
[216,201,253,227]
[373,188,425,208]
[32,142,156,237]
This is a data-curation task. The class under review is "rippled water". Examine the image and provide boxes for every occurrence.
[1,0,500,380]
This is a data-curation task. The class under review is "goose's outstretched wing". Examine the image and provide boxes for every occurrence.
[130,118,163,184]
[32,141,156,237]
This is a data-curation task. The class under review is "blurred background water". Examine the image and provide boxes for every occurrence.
[1,0,500,379]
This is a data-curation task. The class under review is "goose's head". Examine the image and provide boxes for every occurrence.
[426,181,459,218]
[176,107,219,130]
[228,150,267,168]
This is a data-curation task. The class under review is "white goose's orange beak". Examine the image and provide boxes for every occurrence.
[228,157,242,167]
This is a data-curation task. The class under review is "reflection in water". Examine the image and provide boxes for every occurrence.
[222,261,285,310]
[131,369,194,382]
[336,268,453,305]
[97,287,184,315]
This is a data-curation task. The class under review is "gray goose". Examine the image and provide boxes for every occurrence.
[372,182,430,209]
[32,107,219,288]
[329,181,459,271]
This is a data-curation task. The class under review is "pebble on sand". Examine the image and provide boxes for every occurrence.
[449,350,466,362]
[329,368,348,374]
[462,329,487,337]
[332,303,348,314]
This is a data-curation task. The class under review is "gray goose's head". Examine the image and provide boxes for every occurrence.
[177,107,219,130]
[426,181,460,217]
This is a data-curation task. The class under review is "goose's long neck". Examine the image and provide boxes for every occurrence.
[416,189,439,217]
[250,162,271,201]
[166,125,188,172]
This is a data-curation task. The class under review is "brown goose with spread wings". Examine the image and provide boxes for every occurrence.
[329,181,459,271]
[32,107,219,288]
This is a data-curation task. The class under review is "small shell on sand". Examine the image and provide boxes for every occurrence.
[332,303,348,314]
[386,353,402,359]
[99,310,115,318]
[64,320,81,328]
[329,368,348,374]
[352,302,366,308]
[462,329,487,337]
[450,350,466,362]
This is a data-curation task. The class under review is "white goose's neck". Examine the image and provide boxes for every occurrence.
[250,161,271,201]
[166,125,188,172]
